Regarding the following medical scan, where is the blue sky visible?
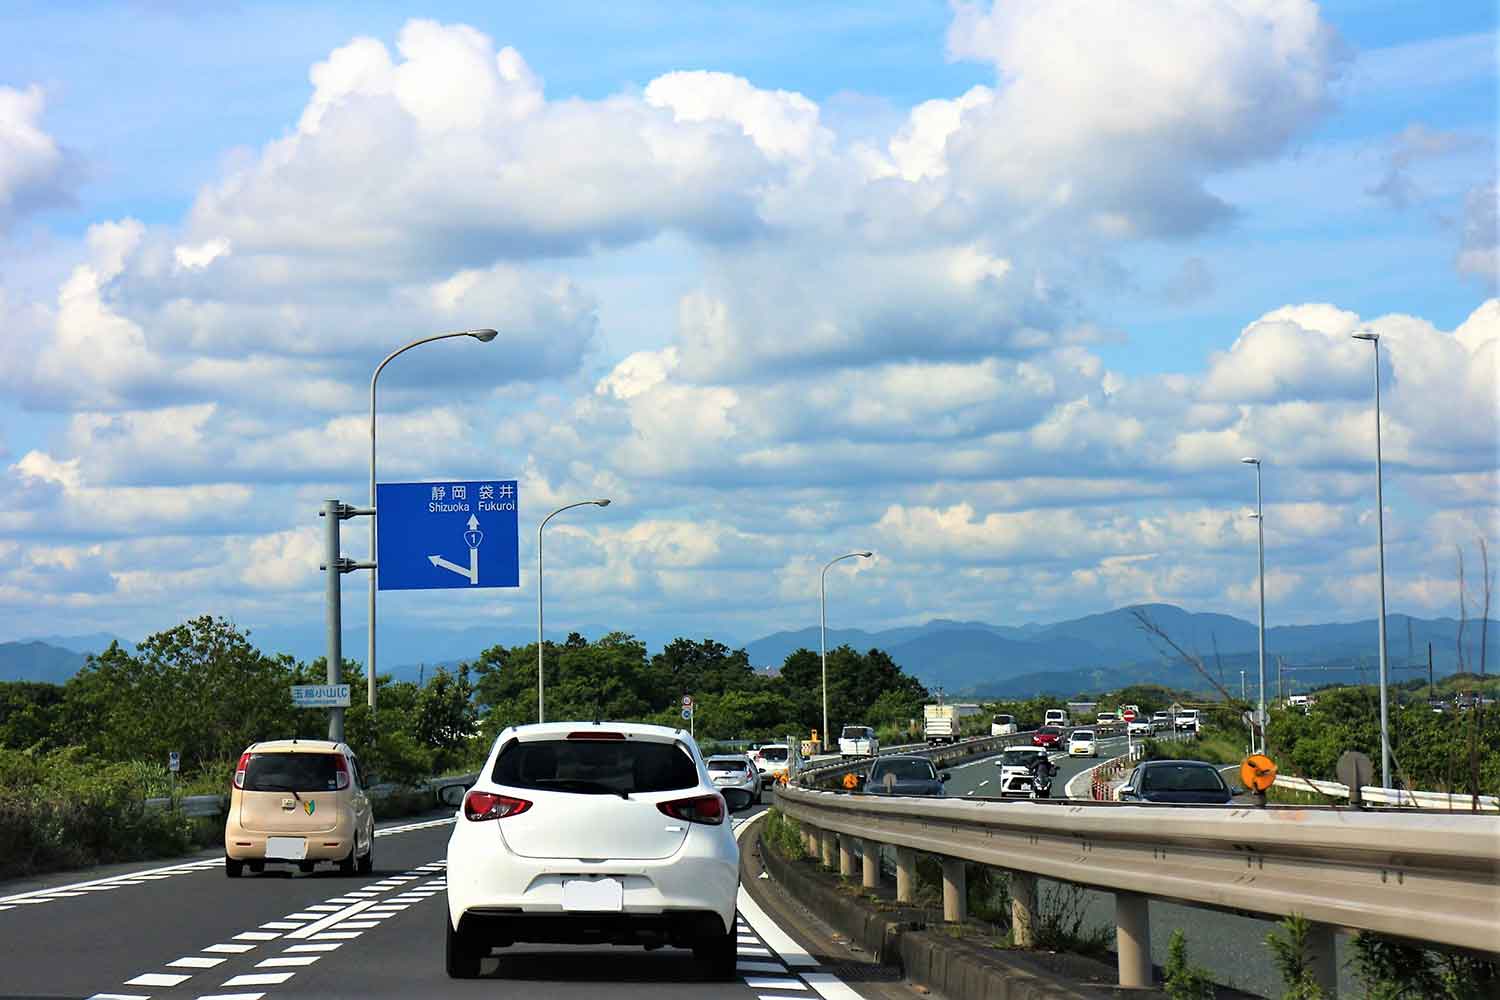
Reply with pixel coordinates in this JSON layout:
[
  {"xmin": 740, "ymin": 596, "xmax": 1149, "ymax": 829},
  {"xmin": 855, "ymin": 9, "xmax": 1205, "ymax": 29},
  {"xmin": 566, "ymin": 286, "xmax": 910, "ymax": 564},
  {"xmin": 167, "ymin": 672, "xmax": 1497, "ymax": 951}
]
[{"xmin": 0, "ymin": 1, "xmax": 1495, "ymax": 658}]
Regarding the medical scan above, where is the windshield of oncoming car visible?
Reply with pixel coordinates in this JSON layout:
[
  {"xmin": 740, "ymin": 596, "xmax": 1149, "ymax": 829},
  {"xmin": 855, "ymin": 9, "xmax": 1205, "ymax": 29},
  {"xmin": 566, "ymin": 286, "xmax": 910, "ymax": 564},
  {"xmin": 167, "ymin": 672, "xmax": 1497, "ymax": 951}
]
[
  {"xmin": 242, "ymin": 752, "xmax": 339, "ymax": 792},
  {"xmin": 871, "ymin": 759, "xmax": 936, "ymax": 782},
  {"xmin": 1072, "ymin": 730, "xmax": 1095, "ymax": 740},
  {"xmin": 1038, "ymin": 726, "xmax": 1061, "ymax": 736},
  {"xmin": 1141, "ymin": 764, "xmax": 1226, "ymax": 793},
  {"xmin": 492, "ymin": 739, "xmax": 698, "ymax": 795},
  {"xmin": 758, "ymin": 746, "xmax": 788, "ymax": 761},
  {"xmin": 1001, "ymin": 749, "xmax": 1042, "ymax": 767},
  {"xmin": 707, "ymin": 758, "xmax": 748, "ymax": 773}
]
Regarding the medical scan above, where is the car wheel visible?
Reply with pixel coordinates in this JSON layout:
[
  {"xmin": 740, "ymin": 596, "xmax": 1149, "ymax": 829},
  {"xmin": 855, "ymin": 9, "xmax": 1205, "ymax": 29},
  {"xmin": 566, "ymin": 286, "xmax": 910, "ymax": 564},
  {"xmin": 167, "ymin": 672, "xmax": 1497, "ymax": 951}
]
[
  {"xmin": 358, "ymin": 836, "xmax": 374, "ymax": 874},
  {"xmin": 338, "ymin": 843, "xmax": 357, "ymax": 876},
  {"xmin": 445, "ymin": 914, "xmax": 483, "ymax": 979},
  {"xmin": 225, "ymin": 856, "xmax": 243, "ymax": 879},
  {"xmin": 694, "ymin": 927, "xmax": 737, "ymax": 981}
]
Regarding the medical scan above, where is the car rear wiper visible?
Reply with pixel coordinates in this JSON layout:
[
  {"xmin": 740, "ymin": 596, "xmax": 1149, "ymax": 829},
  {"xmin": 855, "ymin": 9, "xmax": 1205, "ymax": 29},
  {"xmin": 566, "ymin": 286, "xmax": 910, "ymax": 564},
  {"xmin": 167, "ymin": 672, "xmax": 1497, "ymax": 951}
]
[{"xmin": 532, "ymin": 778, "xmax": 630, "ymax": 800}]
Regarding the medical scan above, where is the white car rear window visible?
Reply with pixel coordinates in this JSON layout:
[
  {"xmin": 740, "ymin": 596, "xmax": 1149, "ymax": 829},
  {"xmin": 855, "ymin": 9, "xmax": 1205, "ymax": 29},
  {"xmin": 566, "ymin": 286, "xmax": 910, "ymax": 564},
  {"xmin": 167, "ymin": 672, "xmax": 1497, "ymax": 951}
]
[{"xmin": 492, "ymin": 739, "xmax": 697, "ymax": 795}]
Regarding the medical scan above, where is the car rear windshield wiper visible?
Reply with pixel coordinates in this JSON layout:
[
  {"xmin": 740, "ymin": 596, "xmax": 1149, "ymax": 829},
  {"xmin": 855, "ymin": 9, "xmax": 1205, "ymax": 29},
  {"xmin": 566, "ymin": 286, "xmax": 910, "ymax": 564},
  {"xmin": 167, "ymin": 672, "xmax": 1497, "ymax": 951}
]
[{"xmin": 532, "ymin": 778, "xmax": 630, "ymax": 799}]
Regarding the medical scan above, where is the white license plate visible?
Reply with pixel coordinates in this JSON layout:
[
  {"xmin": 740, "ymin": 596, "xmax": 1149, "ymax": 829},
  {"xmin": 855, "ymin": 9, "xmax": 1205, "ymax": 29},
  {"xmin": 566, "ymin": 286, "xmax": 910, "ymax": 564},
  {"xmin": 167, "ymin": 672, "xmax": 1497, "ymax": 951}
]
[
  {"xmin": 562, "ymin": 877, "xmax": 623, "ymax": 912},
  {"xmin": 266, "ymin": 836, "xmax": 307, "ymax": 860}
]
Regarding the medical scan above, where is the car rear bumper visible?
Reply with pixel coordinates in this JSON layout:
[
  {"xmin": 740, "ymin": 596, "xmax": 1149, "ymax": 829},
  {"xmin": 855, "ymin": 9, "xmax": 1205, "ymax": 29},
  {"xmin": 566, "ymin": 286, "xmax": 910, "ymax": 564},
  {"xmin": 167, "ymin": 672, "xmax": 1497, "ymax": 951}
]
[
  {"xmin": 457, "ymin": 907, "xmax": 729, "ymax": 948},
  {"xmin": 446, "ymin": 818, "xmax": 739, "ymax": 936},
  {"xmin": 223, "ymin": 830, "xmax": 354, "ymax": 862}
]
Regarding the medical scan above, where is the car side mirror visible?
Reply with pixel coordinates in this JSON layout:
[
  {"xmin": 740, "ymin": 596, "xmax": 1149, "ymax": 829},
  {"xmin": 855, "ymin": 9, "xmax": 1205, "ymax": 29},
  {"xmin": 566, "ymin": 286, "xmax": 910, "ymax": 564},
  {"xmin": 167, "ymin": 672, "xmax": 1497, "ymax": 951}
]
[
  {"xmin": 436, "ymin": 781, "xmax": 472, "ymax": 808},
  {"xmin": 1119, "ymin": 788, "xmax": 1137, "ymax": 801},
  {"xmin": 939, "ymin": 772, "xmax": 951, "ymax": 782},
  {"xmin": 722, "ymin": 787, "xmax": 755, "ymax": 813}
]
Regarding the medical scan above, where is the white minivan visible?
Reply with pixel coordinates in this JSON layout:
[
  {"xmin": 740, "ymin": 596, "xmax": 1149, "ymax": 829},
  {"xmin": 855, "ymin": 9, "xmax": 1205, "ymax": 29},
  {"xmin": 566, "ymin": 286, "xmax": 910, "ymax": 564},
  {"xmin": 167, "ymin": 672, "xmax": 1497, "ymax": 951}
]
[
  {"xmin": 838, "ymin": 725, "xmax": 879, "ymax": 757},
  {"xmin": 990, "ymin": 713, "xmax": 1018, "ymax": 736},
  {"xmin": 444, "ymin": 722, "xmax": 755, "ymax": 980}
]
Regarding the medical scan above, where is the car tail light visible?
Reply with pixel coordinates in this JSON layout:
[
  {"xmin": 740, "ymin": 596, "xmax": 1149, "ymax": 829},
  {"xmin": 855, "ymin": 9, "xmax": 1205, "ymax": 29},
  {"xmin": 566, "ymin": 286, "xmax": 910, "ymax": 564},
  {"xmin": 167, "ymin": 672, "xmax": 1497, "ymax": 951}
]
[
  {"xmin": 657, "ymin": 794, "xmax": 724, "ymax": 825},
  {"xmin": 464, "ymin": 790, "xmax": 532, "ymax": 821},
  {"xmin": 334, "ymin": 754, "xmax": 351, "ymax": 790},
  {"xmin": 566, "ymin": 731, "xmax": 625, "ymax": 740},
  {"xmin": 233, "ymin": 752, "xmax": 251, "ymax": 789}
]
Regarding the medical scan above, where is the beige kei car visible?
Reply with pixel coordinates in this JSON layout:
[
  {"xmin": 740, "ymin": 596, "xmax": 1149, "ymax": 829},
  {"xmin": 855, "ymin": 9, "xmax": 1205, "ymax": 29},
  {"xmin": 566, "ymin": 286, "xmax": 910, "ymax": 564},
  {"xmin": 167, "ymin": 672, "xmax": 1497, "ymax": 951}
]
[{"xmin": 223, "ymin": 739, "xmax": 375, "ymax": 877}]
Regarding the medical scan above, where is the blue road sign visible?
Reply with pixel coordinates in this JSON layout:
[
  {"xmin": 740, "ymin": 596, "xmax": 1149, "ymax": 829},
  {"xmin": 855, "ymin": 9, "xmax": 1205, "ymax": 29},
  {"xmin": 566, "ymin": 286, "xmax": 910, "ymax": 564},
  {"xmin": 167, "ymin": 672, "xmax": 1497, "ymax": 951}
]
[{"xmin": 377, "ymin": 480, "xmax": 519, "ymax": 591}]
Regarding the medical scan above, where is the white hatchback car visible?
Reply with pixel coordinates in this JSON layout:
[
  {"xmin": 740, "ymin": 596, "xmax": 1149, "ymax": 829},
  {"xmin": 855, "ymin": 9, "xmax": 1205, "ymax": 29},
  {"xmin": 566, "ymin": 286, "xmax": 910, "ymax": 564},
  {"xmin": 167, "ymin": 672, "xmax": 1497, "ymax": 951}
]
[
  {"xmin": 1069, "ymin": 729, "xmax": 1098, "ymax": 757},
  {"xmin": 445, "ymin": 722, "xmax": 754, "ymax": 979}
]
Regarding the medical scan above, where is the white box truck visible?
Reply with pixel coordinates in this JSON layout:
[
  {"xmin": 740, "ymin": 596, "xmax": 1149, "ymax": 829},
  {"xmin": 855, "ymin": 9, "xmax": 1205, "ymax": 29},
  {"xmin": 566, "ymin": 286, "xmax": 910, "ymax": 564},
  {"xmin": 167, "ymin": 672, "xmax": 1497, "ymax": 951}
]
[{"xmin": 924, "ymin": 704, "xmax": 959, "ymax": 745}]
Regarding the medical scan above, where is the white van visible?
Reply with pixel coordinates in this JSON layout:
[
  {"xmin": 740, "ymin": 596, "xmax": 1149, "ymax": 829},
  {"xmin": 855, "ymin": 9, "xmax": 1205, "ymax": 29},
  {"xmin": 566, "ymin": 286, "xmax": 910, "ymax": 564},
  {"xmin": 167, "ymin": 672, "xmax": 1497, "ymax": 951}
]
[
  {"xmin": 990, "ymin": 713, "xmax": 1018, "ymax": 736},
  {"xmin": 838, "ymin": 726, "xmax": 879, "ymax": 757},
  {"xmin": 1043, "ymin": 709, "xmax": 1069, "ymax": 728}
]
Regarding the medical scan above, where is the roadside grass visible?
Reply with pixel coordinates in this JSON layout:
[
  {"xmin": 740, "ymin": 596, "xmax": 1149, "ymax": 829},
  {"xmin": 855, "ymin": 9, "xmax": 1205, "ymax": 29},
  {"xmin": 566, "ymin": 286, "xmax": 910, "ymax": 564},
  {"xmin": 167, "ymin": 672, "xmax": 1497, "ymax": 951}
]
[{"xmin": 0, "ymin": 745, "xmax": 458, "ymax": 881}]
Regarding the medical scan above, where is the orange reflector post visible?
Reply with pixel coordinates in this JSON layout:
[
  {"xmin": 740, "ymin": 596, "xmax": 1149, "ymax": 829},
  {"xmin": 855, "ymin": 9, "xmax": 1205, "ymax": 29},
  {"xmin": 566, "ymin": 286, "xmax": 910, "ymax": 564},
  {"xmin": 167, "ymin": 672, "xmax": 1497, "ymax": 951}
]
[{"xmin": 1240, "ymin": 753, "xmax": 1278, "ymax": 792}]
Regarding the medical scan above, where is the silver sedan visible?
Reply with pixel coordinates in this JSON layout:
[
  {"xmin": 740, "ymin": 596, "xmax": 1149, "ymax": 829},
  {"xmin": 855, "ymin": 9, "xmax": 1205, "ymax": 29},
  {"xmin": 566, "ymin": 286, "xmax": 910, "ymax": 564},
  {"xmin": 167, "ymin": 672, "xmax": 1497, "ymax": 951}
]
[{"xmin": 706, "ymin": 753, "xmax": 763, "ymax": 804}]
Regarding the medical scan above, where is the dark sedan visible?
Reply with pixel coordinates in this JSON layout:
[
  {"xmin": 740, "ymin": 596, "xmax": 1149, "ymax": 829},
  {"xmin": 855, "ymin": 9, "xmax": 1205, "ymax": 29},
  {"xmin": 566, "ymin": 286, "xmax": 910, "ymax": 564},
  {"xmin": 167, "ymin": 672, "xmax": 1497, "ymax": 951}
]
[
  {"xmin": 862, "ymin": 755, "xmax": 950, "ymax": 796},
  {"xmin": 1118, "ymin": 760, "xmax": 1233, "ymax": 804}
]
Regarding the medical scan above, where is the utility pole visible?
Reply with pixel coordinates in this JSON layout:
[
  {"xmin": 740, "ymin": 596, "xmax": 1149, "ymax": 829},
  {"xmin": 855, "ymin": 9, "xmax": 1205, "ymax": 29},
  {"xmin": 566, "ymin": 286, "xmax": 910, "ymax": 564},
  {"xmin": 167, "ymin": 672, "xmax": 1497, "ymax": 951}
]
[{"xmin": 1428, "ymin": 643, "xmax": 1434, "ymax": 704}]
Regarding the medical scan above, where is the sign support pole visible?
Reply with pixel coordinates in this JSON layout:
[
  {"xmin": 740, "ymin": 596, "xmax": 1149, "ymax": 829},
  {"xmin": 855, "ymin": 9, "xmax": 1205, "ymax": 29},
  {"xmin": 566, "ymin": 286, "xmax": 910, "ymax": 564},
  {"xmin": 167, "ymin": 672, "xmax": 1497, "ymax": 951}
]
[
  {"xmin": 319, "ymin": 500, "xmax": 375, "ymax": 745},
  {"xmin": 324, "ymin": 499, "xmax": 344, "ymax": 744}
]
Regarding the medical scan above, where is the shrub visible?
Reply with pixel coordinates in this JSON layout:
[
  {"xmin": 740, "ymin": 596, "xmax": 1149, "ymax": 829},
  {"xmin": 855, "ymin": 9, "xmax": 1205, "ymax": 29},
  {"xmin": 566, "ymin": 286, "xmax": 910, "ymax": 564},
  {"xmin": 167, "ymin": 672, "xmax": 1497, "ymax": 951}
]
[
  {"xmin": 1265, "ymin": 914, "xmax": 1328, "ymax": 1000},
  {"xmin": 1164, "ymin": 929, "xmax": 1217, "ymax": 999},
  {"xmin": 761, "ymin": 808, "xmax": 807, "ymax": 862}
]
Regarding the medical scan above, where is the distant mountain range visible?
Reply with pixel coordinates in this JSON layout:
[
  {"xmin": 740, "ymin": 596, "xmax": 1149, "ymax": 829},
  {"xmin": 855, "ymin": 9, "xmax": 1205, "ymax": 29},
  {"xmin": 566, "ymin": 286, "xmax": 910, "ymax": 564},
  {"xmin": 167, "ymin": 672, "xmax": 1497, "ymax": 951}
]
[
  {"xmin": 742, "ymin": 604, "xmax": 1498, "ymax": 696},
  {"xmin": 4, "ymin": 604, "xmax": 1496, "ymax": 697}
]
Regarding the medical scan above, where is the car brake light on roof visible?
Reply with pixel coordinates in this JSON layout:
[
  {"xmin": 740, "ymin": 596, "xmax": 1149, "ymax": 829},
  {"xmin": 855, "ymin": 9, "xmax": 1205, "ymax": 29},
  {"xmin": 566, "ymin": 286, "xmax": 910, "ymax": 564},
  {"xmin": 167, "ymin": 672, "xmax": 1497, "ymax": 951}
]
[
  {"xmin": 464, "ymin": 791, "xmax": 533, "ymax": 821},
  {"xmin": 656, "ymin": 794, "xmax": 725, "ymax": 825},
  {"xmin": 566, "ymin": 731, "xmax": 626, "ymax": 740},
  {"xmin": 233, "ymin": 752, "xmax": 251, "ymax": 789}
]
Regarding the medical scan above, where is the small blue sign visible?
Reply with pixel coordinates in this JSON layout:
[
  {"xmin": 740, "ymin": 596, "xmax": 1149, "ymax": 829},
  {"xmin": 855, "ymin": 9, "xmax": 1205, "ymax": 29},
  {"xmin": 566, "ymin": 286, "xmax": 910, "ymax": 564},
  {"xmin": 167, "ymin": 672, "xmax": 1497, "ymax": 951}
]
[{"xmin": 377, "ymin": 480, "xmax": 520, "ymax": 591}]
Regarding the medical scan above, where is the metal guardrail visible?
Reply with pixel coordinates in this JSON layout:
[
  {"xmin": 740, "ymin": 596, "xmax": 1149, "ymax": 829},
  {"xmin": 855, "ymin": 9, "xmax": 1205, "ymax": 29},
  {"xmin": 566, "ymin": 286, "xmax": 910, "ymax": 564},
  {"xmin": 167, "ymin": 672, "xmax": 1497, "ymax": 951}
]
[
  {"xmin": 776, "ymin": 782, "xmax": 1500, "ymax": 990},
  {"xmin": 143, "ymin": 772, "xmax": 480, "ymax": 818},
  {"xmin": 1274, "ymin": 775, "xmax": 1499, "ymax": 812}
]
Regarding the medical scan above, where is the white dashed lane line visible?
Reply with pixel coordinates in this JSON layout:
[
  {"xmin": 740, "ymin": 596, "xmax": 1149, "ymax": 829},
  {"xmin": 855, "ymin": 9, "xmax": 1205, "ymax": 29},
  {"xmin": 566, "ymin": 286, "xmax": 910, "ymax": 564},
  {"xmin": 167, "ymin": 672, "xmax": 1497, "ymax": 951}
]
[{"xmin": 81, "ymin": 850, "xmax": 452, "ymax": 1000}]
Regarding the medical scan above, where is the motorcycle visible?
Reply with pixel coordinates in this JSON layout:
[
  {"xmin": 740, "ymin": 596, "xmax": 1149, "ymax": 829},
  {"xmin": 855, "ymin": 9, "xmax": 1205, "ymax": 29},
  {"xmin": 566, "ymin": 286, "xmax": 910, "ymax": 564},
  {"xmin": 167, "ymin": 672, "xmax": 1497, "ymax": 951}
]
[{"xmin": 1028, "ymin": 767, "xmax": 1054, "ymax": 799}]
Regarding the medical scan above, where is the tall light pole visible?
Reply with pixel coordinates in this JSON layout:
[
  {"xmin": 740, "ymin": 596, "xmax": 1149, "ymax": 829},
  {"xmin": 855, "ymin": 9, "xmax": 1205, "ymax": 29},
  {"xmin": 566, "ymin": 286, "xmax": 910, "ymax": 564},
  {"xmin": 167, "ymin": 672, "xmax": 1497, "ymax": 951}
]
[
  {"xmin": 820, "ymin": 551, "xmax": 872, "ymax": 753},
  {"xmin": 537, "ymin": 499, "xmax": 611, "ymax": 724},
  {"xmin": 368, "ymin": 328, "xmax": 497, "ymax": 713},
  {"xmin": 1352, "ymin": 330, "xmax": 1392, "ymax": 789},
  {"xmin": 1241, "ymin": 456, "xmax": 1267, "ymax": 754}
]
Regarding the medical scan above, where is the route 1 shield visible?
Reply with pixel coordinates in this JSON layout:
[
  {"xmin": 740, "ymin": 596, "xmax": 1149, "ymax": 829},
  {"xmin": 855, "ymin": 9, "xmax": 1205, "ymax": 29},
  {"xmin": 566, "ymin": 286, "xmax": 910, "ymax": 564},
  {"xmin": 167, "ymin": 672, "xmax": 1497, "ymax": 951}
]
[{"xmin": 377, "ymin": 480, "xmax": 520, "ymax": 590}]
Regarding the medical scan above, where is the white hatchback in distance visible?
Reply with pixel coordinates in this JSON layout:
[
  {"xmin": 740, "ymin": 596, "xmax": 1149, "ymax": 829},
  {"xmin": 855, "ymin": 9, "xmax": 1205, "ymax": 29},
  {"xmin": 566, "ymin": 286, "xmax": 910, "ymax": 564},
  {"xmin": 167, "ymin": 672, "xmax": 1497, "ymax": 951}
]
[
  {"xmin": 1068, "ymin": 729, "xmax": 1098, "ymax": 757},
  {"xmin": 444, "ymin": 722, "xmax": 754, "ymax": 980}
]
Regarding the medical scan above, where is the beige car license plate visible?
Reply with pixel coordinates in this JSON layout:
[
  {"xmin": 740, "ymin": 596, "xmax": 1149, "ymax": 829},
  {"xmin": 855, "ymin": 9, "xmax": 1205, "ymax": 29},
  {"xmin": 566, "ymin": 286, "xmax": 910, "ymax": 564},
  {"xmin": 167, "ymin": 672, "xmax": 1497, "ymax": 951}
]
[
  {"xmin": 562, "ymin": 877, "xmax": 623, "ymax": 912},
  {"xmin": 266, "ymin": 836, "xmax": 308, "ymax": 860}
]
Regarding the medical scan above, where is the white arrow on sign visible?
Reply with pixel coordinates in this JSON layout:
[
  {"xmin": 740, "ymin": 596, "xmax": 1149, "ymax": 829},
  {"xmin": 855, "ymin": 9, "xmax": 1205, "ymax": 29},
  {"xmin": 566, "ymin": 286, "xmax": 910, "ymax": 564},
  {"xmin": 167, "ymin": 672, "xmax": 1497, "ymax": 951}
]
[{"xmin": 429, "ymin": 514, "xmax": 482, "ymax": 585}]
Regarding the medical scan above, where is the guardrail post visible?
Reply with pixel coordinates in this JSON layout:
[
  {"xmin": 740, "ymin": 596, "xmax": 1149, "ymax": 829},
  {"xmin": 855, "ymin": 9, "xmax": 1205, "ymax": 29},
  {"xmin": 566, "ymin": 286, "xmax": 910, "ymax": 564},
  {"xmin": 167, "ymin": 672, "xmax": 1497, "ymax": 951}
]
[
  {"xmin": 820, "ymin": 829, "xmax": 837, "ymax": 869},
  {"xmin": 1306, "ymin": 922, "xmax": 1338, "ymax": 997},
  {"xmin": 802, "ymin": 824, "xmax": 820, "ymax": 857},
  {"xmin": 861, "ymin": 838, "xmax": 880, "ymax": 888},
  {"xmin": 838, "ymin": 835, "xmax": 856, "ymax": 877},
  {"xmin": 1115, "ymin": 892, "xmax": 1151, "ymax": 988},
  {"xmin": 895, "ymin": 846, "xmax": 916, "ymax": 902},
  {"xmin": 1010, "ymin": 871, "xmax": 1037, "ymax": 947},
  {"xmin": 942, "ymin": 858, "xmax": 967, "ymax": 922}
]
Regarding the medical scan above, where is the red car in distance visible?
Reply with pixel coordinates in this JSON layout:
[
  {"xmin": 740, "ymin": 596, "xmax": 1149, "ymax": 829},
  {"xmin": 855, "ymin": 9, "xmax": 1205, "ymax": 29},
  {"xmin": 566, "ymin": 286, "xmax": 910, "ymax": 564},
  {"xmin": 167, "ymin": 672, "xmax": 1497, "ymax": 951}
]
[{"xmin": 1032, "ymin": 725, "xmax": 1064, "ymax": 748}]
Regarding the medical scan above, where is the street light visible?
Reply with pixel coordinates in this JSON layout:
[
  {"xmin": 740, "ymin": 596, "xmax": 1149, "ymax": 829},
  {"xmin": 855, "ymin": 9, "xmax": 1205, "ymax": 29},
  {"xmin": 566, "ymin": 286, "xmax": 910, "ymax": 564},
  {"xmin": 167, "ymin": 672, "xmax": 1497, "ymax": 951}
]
[
  {"xmin": 367, "ymin": 329, "xmax": 497, "ymax": 712},
  {"xmin": 1352, "ymin": 330, "xmax": 1392, "ymax": 789},
  {"xmin": 1241, "ymin": 456, "xmax": 1267, "ymax": 754},
  {"xmin": 820, "ymin": 551, "xmax": 873, "ymax": 753},
  {"xmin": 537, "ymin": 499, "xmax": 612, "ymax": 723}
]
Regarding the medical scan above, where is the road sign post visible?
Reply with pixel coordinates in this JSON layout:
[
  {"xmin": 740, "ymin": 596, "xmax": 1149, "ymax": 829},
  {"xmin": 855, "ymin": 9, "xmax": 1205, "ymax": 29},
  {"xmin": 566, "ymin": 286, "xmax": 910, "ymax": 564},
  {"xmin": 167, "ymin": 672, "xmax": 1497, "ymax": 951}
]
[
  {"xmin": 168, "ymin": 750, "xmax": 179, "ymax": 800},
  {"xmin": 1122, "ymin": 708, "xmax": 1137, "ymax": 758},
  {"xmin": 318, "ymin": 500, "xmax": 375, "ymax": 744}
]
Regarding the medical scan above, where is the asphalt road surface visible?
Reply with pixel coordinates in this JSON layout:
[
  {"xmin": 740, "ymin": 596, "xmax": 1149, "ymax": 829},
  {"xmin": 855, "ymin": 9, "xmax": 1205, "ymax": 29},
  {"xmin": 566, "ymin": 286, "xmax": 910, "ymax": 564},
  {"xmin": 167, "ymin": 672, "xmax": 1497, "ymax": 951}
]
[
  {"xmin": 0, "ymin": 808, "xmax": 875, "ymax": 1000},
  {"xmin": 939, "ymin": 733, "xmax": 1133, "ymax": 800}
]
